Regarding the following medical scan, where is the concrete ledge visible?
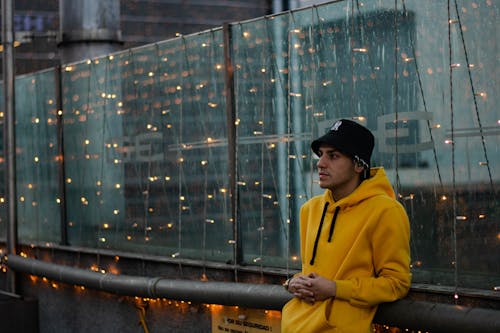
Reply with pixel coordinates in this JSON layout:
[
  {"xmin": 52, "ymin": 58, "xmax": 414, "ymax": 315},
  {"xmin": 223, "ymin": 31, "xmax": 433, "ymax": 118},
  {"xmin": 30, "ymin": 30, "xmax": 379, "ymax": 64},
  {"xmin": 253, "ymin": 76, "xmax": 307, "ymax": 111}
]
[{"xmin": 0, "ymin": 292, "xmax": 39, "ymax": 333}]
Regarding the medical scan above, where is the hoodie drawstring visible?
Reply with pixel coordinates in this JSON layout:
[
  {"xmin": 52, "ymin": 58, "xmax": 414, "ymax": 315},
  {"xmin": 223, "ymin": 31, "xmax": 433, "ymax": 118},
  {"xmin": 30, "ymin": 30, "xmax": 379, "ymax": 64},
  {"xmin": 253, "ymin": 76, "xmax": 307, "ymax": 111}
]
[
  {"xmin": 310, "ymin": 203, "xmax": 340, "ymax": 265},
  {"xmin": 327, "ymin": 206, "xmax": 340, "ymax": 242},
  {"xmin": 309, "ymin": 202, "xmax": 328, "ymax": 265}
]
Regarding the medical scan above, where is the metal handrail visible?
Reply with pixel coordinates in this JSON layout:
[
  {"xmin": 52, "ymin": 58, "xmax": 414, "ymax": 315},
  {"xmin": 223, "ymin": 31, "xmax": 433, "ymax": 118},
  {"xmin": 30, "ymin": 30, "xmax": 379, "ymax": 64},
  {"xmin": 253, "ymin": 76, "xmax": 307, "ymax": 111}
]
[{"xmin": 5, "ymin": 254, "xmax": 500, "ymax": 333}]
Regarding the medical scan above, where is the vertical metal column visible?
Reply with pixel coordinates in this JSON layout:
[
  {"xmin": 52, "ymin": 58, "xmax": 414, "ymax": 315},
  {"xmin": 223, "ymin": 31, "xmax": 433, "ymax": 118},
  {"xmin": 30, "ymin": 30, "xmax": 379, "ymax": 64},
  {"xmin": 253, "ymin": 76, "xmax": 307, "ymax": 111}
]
[
  {"xmin": 58, "ymin": 0, "xmax": 122, "ymax": 64},
  {"xmin": 223, "ymin": 23, "xmax": 242, "ymax": 278},
  {"xmin": 55, "ymin": 67, "xmax": 68, "ymax": 246},
  {"xmin": 2, "ymin": 0, "xmax": 17, "ymax": 293}
]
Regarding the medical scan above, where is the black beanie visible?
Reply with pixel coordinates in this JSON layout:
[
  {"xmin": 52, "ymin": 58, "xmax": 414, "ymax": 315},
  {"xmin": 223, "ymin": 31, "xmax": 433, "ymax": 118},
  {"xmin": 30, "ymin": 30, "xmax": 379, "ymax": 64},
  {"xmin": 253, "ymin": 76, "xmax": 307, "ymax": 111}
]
[{"xmin": 311, "ymin": 119, "xmax": 375, "ymax": 169}]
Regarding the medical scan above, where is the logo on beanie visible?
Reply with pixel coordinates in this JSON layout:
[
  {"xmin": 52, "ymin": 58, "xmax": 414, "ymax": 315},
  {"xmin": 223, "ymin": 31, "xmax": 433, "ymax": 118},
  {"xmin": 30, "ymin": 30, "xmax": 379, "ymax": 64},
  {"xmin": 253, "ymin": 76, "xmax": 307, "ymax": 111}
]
[{"xmin": 331, "ymin": 120, "xmax": 342, "ymax": 131}]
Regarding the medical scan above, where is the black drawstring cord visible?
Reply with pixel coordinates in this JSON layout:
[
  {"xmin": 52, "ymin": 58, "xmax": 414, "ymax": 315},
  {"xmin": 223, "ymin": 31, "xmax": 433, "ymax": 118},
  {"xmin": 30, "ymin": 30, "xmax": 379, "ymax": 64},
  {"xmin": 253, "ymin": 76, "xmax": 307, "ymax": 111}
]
[
  {"xmin": 327, "ymin": 206, "xmax": 340, "ymax": 242},
  {"xmin": 309, "ymin": 202, "xmax": 329, "ymax": 265}
]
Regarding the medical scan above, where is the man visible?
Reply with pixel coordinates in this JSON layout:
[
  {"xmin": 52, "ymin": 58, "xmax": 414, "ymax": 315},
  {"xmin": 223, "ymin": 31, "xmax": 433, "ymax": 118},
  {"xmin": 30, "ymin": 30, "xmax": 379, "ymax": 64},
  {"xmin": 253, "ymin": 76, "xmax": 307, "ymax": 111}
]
[{"xmin": 281, "ymin": 119, "xmax": 411, "ymax": 333}]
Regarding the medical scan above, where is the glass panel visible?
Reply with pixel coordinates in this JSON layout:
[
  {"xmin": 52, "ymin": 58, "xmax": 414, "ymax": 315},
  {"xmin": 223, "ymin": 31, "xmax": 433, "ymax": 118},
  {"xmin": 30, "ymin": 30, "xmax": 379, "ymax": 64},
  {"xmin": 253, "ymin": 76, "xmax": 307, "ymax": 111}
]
[
  {"xmin": 391, "ymin": 0, "xmax": 499, "ymax": 289},
  {"xmin": 15, "ymin": 70, "xmax": 61, "ymax": 244},
  {"xmin": 61, "ymin": 29, "xmax": 232, "ymax": 262},
  {"xmin": 62, "ymin": 57, "xmax": 126, "ymax": 249},
  {"xmin": 233, "ymin": 13, "xmax": 307, "ymax": 269},
  {"xmin": 232, "ymin": 0, "xmax": 499, "ymax": 289}
]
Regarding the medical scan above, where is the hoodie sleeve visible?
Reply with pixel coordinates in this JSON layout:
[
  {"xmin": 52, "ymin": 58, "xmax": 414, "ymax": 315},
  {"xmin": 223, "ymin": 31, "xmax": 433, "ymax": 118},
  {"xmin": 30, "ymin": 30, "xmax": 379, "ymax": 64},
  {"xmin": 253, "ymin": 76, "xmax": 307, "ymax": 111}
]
[{"xmin": 334, "ymin": 203, "xmax": 411, "ymax": 307}]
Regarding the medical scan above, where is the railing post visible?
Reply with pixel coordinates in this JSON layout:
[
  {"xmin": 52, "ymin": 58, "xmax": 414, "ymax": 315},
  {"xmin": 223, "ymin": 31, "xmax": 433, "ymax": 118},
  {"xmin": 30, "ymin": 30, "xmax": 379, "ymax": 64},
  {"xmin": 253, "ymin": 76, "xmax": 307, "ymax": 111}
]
[
  {"xmin": 223, "ymin": 22, "xmax": 242, "ymax": 277},
  {"xmin": 2, "ymin": 0, "xmax": 17, "ymax": 294},
  {"xmin": 55, "ymin": 66, "xmax": 68, "ymax": 246}
]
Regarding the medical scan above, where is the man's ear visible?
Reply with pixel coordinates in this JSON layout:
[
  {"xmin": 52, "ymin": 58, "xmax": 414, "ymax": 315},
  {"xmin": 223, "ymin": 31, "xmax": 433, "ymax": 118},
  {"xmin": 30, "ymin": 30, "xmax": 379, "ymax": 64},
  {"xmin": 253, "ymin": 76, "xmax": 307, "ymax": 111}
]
[{"xmin": 353, "ymin": 162, "xmax": 365, "ymax": 174}]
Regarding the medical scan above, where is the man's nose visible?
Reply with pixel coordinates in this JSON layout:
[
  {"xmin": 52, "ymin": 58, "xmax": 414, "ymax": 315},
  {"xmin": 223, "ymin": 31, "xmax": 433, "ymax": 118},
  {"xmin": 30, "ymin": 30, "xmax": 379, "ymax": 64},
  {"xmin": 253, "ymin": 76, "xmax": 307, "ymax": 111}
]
[{"xmin": 316, "ymin": 156, "xmax": 325, "ymax": 168}]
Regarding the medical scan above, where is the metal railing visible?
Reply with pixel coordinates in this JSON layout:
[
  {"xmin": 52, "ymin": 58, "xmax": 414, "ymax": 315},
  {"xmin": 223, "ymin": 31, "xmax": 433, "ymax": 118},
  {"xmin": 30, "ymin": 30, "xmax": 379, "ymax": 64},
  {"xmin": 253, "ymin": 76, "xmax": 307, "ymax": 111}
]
[{"xmin": 5, "ymin": 254, "xmax": 500, "ymax": 333}]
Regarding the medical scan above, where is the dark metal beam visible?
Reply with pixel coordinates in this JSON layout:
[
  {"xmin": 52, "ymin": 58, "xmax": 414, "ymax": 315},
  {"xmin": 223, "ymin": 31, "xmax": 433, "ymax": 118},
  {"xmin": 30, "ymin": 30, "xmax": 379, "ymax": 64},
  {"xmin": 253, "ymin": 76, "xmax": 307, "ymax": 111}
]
[
  {"xmin": 374, "ymin": 298, "xmax": 500, "ymax": 333},
  {"xmin": 1, "ymin": 0, "xmax": 17, "ymax": 294},
  {"xmin": 5, "ymin": 255, "xmax": 289, "ymax": 309},
  {"xmin": 54, "ymin": 67, "xmax": 68, "ymax": 246},
  {"xmin": 223, "ymin": 22, "xmax": 242, "ymax": 273}
]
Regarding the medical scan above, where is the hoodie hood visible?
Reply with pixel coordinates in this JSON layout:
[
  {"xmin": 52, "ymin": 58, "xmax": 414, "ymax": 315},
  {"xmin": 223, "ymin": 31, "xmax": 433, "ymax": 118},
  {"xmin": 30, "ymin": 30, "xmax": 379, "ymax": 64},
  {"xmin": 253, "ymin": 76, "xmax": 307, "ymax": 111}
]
[
  {"xmin": 322, "ymin": 167, "xmax": 395, "ymax": 210},
  {"xmin": 307, "ymin": 167, "xmax": 396, "ymax": 266}
]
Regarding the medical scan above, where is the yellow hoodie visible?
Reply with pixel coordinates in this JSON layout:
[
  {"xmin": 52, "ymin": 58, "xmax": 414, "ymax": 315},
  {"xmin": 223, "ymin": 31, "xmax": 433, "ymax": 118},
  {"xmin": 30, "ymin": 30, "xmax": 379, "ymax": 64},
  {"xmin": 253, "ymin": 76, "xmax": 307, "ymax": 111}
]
[{"xmin": 281, "ymin": 167, "xmax": 411, "ymax": 333}]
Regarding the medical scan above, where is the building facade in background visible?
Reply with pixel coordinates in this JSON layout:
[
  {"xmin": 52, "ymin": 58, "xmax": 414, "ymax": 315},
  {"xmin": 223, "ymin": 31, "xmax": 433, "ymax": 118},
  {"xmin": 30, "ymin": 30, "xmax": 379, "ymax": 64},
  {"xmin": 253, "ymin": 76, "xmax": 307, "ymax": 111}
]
[{"xmin": 3, "ymin": 0, "xmax": 272, "ymax": 75}]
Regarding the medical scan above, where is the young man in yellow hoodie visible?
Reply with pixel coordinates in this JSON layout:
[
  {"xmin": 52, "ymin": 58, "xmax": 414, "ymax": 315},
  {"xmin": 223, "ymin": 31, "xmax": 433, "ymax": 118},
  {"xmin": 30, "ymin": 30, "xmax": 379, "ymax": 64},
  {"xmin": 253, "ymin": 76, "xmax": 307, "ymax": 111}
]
[{"xmin": 281, "ymin": 119, "xmax": 411, "ymax": 333}]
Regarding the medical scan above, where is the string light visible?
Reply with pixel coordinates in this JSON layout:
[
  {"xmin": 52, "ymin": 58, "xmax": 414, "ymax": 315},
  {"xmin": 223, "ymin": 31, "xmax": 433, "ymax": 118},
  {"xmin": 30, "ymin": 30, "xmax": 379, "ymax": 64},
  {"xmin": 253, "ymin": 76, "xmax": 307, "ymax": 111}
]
[{"xmin": 352, "ymin": 47, "xmax": 368, "ymax": 52}]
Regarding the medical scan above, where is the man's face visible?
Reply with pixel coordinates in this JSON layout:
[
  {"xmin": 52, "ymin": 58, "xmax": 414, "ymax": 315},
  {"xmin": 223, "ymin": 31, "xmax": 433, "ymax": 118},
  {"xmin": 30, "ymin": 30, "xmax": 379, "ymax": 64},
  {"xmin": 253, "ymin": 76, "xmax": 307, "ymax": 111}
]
[{"xmin": 316, "ymin": 144, "xmax": 360, "ymax": 193}]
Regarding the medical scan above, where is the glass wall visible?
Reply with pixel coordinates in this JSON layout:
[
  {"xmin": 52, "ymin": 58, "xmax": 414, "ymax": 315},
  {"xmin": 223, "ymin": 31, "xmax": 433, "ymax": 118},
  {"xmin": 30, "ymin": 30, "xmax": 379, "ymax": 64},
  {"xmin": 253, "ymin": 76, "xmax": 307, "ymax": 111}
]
[
  {"xmin": 61, "ymin": 31, "xmax": 232, "ymax": 260},
  {"xmin": 0, "ymin": 69, "xmax": 61, "ymax": 245},
  {"xmin": 1, "ymin": 0, "xmax": 498, "ymax": 291}
]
